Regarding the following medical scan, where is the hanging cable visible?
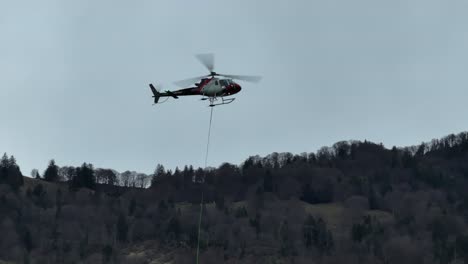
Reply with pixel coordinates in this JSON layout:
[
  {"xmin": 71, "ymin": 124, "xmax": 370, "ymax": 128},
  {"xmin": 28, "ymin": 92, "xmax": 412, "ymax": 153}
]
[
  {"xmin": 197, "ymin": 106, "xmax": 214, "ymax": 264},
  {"xmin": 196, "ymin": 192, "xmax": 204, "ymax": 264},
  {"xmin": 204, "ymin": 106, "xmax": 214, "ymax": 168}
]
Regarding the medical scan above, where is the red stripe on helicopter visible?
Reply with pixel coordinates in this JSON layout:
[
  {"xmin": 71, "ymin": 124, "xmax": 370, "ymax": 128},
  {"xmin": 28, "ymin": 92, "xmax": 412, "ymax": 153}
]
[{"xmin": 197, "ymin": 78, "xmax": 210, "ymax": 93}]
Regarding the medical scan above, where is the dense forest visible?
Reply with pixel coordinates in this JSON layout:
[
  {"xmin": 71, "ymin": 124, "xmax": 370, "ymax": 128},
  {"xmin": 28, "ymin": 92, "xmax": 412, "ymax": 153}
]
[{"xmin": 1, "ymin": 132, "xmax": 468, "ymax": 263}]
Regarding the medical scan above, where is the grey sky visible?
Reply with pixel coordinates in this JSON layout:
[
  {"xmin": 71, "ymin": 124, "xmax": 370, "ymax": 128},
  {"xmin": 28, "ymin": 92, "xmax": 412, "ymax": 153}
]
[{"xmin": 1, "ymin": 0, "xmax": 467, "ymax": 175}]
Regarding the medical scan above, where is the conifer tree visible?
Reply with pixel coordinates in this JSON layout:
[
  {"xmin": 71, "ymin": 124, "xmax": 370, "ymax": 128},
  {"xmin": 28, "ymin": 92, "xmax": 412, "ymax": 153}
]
[{"xmin": 44, "ymin": 159, "xmax": 59, "ymax": 182}]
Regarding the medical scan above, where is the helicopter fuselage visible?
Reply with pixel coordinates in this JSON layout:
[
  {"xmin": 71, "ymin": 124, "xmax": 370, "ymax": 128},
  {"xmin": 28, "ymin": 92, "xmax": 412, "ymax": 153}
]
[{"xmin": 198, "ymin": 77, "xmax": 241, "ymax": 97}]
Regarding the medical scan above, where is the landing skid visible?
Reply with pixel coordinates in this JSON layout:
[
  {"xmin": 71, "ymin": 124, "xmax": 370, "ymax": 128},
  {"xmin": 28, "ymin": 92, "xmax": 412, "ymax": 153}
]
[{"xmin": 204, "ymin": 97, "xmax": 235, "ymax": 107}]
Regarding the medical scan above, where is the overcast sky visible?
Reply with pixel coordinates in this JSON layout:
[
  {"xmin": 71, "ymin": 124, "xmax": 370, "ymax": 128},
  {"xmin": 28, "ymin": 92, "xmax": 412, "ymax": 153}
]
[{"xmin": 1, "ymin": 0, "xmax": 467, "ymax": 175}]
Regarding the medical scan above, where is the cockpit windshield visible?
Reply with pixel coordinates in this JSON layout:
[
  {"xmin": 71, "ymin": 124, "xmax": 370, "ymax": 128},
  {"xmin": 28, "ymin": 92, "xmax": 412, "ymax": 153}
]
[{"xmin": 219, "ymin": 79, "xmax": 233, "ymax": 86}]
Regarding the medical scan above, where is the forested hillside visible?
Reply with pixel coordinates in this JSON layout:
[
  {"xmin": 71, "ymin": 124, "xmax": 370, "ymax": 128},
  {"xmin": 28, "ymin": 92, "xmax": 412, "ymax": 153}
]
[{"xmin": 1, "ymin": 132, "xmax": 468, "ymax": 264}]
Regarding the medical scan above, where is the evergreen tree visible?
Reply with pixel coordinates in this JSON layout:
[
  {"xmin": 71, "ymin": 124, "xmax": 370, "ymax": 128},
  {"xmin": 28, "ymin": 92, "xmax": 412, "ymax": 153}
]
[
  {"xmin": 8, "ymin": 155, "xmax": 16, "ymax": 166},
  {"xmin": 70, "ymin": 163, "xmax": 96, "ymax": 190},
  {"xmin": 0, "ymin": 153, "xmax": 8, "ymax": 166},
  {"xmin": 390, "ymin": 146, "xmax": 401, "ymax": 168},
  {"xmin": 182, "ymin": 165, "xmax": 194, "ymax": 186},
  {"xmin": 0, "ymin": 153, "xmax": 10, "ymax": 184},
  {"xmin": 44, "ymin": 159, "xmax": 59, "ymax": 182},
  {"xmin": 150, "ymin": 164, "xmax": 165, "ymax": 187},
  {"xmin": 0, "ymin": 153, "xmax": 23, "ymax": 190},
  {"xmin": 194, "ymin": 168, "xmax": 205, "ymax": 183}
]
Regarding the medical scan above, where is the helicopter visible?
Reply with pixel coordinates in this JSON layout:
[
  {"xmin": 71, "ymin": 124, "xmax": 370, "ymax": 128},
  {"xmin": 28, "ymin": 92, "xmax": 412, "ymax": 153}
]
[{"xmin": 149, "ymin": 54, "xmax": 261, "ymax": 107}]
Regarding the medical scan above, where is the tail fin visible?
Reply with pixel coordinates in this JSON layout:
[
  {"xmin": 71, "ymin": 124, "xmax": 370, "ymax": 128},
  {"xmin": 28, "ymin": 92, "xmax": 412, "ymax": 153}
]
[{"xmin": 149, "ymin": 84, "xmax": 161, "ymax": 104}]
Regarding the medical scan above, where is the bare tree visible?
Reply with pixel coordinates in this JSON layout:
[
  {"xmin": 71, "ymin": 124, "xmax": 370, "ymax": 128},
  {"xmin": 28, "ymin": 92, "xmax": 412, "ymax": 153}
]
[
  {"xmin": 58, "ymin": 166, "xmax": 76, "ymax": 181},
  {"xmin": 136, "ymin": 173, "xmax": 149, "ymax": 188},
  {"xmin": 95, "ymin": 168, "xmax": 118, "ymax": 185},
  {"xmin": 120, "ymin": 171, "xmax": 132, "ymax": 187},
  {"xmin": 31, "ymin": 169, "xmax": 40, "ymax": 179}
]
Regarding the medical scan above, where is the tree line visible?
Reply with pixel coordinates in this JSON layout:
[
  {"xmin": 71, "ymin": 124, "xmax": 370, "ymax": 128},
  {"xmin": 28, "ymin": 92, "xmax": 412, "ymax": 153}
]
[{"xmin": 1, "ymin": 131, "xmax": 468, "ymax": 263}]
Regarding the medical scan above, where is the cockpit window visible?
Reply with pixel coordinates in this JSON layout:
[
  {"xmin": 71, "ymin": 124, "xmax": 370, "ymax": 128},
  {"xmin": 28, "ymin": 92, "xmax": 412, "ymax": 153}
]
[
  {"xmin": 219, "ymin": 80, "xmax": 227, "ymax": 86},
  {"xmin": 218, "ymin": 79, "xmax": 234, "ymax": 87}
]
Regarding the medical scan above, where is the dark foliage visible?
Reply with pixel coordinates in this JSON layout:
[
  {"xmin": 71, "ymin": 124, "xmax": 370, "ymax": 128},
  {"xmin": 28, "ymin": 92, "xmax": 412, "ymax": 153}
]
[
  {"xmin": 117, "ymin": 213, "xmax": 128, "ymax": 243},
  {"xmin": 303, "ymin": 215, "xmax": 334, "ymax": 255},
  {"xmin": 0, "ymin": 153, "xmax": 23, "ymax": 190},
  {"xmin": 1, "ymin": 132, "xmax": 468, "ymax": 263},
  {"xmin": 69, "ymin": 163, "xmax": 96, "ymax": 190},
  {"xmin": 43, "ymin": 159, "xmax": 59, "ymax": 182}
]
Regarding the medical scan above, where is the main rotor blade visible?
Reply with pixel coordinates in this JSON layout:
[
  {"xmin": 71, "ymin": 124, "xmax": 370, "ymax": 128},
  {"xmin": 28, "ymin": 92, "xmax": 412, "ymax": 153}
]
[
  {"xmin": 174, "ymin": 75, "xmax": 208, "ymax": 87},
  {"xmin": 220, "ymin": 74, "xmax": 262, "ymax": 83},
  {"xmin": 195, "ymin": 53, "xmax": 215, "ymax": 72}
]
